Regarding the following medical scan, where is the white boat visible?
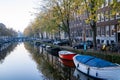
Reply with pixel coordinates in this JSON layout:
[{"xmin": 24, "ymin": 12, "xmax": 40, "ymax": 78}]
[{"xmin": 73, "ymin": 54, "xmax": 120, "ymax": 80}]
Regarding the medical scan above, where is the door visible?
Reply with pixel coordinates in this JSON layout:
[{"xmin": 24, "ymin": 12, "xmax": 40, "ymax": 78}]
[{"xmin": 118, "ymin": 33, "xmax": 120, "ymax": 43}]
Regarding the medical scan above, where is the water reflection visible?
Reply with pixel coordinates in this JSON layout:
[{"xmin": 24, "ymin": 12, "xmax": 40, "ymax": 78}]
[
  {"xmin": 0, "ymin": 43, "xmax": 44, "ymax": 80},
  {"xmin": 0, "ymin": 42, "xmax": 104, "ymax": 80},
  {"xmin": 24, "ymin": 42, "xmax": 99, "ymax": 80},
  {"xmin": 0, "ymin": 43, "xmax": 17, "ymax": 64},
  {"xmin": 73, "ymin": 69, "xmax": 96, "ymax": 80}
]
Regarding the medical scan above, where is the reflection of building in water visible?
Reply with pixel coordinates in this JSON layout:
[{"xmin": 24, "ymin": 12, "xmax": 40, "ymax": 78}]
[
  {"xmin": 26, "ymin": 44, "xmax": 95, "ymax": 80},
  {"xmin": 40, "ymin": 49, "xmax": 78, "ymax": 80}
]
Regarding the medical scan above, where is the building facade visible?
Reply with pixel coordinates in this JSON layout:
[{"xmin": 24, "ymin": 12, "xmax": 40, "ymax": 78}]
[{"xmin": 69, "ymin": 0, "xmax": 120, "ymax": 45}]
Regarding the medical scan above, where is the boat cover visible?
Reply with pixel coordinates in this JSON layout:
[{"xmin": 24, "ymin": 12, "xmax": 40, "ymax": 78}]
[
  {"xmin": 76, "ymin": 55, "xmax": 94, "ymax": 63},
  {"xmin": 76, "ymin": 55, "xmax": 117, "ymax": 68}
]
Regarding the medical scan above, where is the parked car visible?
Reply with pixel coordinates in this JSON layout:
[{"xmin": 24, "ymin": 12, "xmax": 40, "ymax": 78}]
[
  {"xmin": 86, "ymin": 40, "xmax": 93, "ymax": 48},
  {"xmin": 109, "ymin": 43, "xmax": 120, "ymax": 52},
  {"xmin": 42, "ymin": 39, "xmax": 53, "ymax": 43},
  {"xmin": 60, "ymin": 39, "xmax": 70, "ymax": 45},
  {"xmin": 53, "ymin": 39, "xmax": 70, "ymax": 46},
  {"xmin": 73, "ymin": 41, "xmax": 93, "ymax": 49},
  {"xmin": 53, "ymin": 41, "xmax": 61, "ymax": 45},
  {"xmin": 73, "ymin": 42, "xmax": 84, "ymax": 49}
]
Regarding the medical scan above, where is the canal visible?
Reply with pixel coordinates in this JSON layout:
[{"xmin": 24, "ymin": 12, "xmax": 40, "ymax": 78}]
[{"xmin": 0, "ymin": 42, "xmax": 102, "ymax": 80}]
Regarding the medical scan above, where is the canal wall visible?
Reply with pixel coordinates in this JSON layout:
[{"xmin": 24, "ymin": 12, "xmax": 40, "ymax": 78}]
[
  {"xmin": 60, "ymin": 46, "xmax": 120, "ymax": 64},
  {"xmin": 35, "ymin": 41, "xmax": 120, "ymax": 64}
]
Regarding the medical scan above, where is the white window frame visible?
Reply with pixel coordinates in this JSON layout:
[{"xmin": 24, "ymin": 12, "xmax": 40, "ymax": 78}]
[
  {"xmin": 101, "ymin": 13, "xmax": 104, "ymax": 22},
  {"xmin": 110, "ymin": 25, "xmax": 115, "ymax": 36},
  {"xmin": 105, "ymin": 11, "xmax": 109, "ymax": 21},
  {"xmin": 97, "ymin": 27, "xmax": 100, "ymax": 36},
  {"xmin": 116, "ymin": 12, "xmax": 120, "ymax": 19},
  {"xmin": 97, "ymin": 14, "xmax": 101, "ymax": 22},
  {"xmin": 105, "ymin": 0, "xmax": 109, "ymax": 6},
  {"xmin": 106, "ymin": 26, "xmax": 109, "ymax": 36},
  {"xmin": 101, "ymin": 26, "xmax": 105, "ymax": 36}
]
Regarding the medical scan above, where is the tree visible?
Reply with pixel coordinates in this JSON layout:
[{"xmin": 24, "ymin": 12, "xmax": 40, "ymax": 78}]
[
  {"xmin": 0, "ymin": 23, "xmax": 17, "ymax": 37},
  {"xmin": 73, "ymin": 0, "xmax": 104, "ymax": 49},
  {"xmin": 42, "ymin": 0, "xmax": 78, "ymax": 46},
  {"xmin": 75, "ymin": 0, "xmax": 120, "ymax": 49},
  {"xmin": 24, "ymin": 25, "xmax": 34, "ymax": 37}
]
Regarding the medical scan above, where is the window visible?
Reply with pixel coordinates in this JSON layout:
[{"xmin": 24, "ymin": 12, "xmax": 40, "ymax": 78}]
[
  {"xmin": 117, "ymin": 25, "xmax": 120, "ymax": 31},
  {"xmin": 97, "ymin": 14, "xmax": 101, "ymax": 22},
  {"xmin": 110, "ymin": 10, "xmax": 115, "ymax": 20},
  {"xmin": 97, "ymin": 27, "xmax": 101, "ymax": 36},
  {"xmin": 116, "ymin": 12, "xmax": 120, "ymax": 19},
  {"xmin": 110, "ymin": 25, "xmax": 115, "ymax": 36},
  {"xmin": 97, "ymin": 39, "xmax": 100, "ymax": 44},
  {"xmin": 101, "ymin": 26, "xmax": 105, "ymax": 36},
  {"xmin": 107, "ymin": 40, "xmax": 109, "ymax": 44},
  {"xmin": 101, "ymin": 13, "xmax": 104, "ymax": 22},
  {"xmin": 101, "ymin": 40, "xmax": 104, "ymax": 43},
  {"xmin": 111, "ymin": 40, "xmax": 114, "ymax": 44},
  {"xmin": 105, "ymin": 0, "xmax": 109, "ymax": 6},
  {"xmin": 105, "ymin": 11, "xmax": 109, "ymax": 21},
  {"xmin": 106, "ymin": 26, "xmax": 109, "ymax": 36}
]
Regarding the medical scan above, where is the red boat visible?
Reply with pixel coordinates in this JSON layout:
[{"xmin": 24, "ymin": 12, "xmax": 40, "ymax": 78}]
[{"xmin": 58, "ymin": 50, "xmax": 76, "ymax": 60}]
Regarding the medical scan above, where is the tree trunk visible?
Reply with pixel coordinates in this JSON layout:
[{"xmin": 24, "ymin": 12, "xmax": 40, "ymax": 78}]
[
  {"xmin": 67, "ymin": 19, "xmax": 72, "ymax": 46},
  {"xmin": 68, "ymin": 31, "xmax": 72, "ymax": 46},
  {"xmin": 91, "ymin": 22, "xmax": 97, "ymax": 50}
]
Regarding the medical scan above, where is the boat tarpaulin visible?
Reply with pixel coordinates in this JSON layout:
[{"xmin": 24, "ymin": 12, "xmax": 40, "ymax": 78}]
[
  {"xmin": 76, "ymin": 55, "xmax": 117, "ymax": 68},
  {"xmin": 76, "ymin": 55, "xmax": 94, "ymax": 63},
  {"xmin": 85, "ymin": 58, "xmax": 117, "ymax": 68}
]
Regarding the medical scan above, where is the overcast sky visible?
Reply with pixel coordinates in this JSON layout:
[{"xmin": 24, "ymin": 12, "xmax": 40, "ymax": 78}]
[{"xmin": 0, "ymin": 0, "xmax": 40, "ymax": 32}]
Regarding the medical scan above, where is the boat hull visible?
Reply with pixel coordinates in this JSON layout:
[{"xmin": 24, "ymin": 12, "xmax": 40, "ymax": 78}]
[
  {"xmin": 59, "ymin": 51, "xmax": 76, "ymax": 60},
  {"xmin": 73, "ymin": 54, "xmax": 120, "ymax": 79}
]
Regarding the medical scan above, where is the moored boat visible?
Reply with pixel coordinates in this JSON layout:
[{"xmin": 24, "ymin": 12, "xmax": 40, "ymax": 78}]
[
  {"xmin": 73, "ymin": 54, "xmax": 120, "ymax": 80},
  {"xmin": 46, "ymin": 46, "xmax": 61, "ymax": 57},
  {"xmin": 58, "ymin": 50, "xmax": 76, "ymax": 60}
]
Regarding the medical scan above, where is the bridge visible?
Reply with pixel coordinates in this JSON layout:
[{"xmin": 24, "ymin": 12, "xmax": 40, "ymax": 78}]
[{"xmin": 0, "ymin": 36, "xmax": 38, "ymax": 45}]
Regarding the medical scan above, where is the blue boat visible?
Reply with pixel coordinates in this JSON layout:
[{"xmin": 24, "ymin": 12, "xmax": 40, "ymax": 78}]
[{"xmin": 73, "ymin": 54, "xmax": 120, "ymax": 80}]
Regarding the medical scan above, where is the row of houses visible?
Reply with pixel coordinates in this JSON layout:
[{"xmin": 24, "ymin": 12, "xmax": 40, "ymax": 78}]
[
  {"xmin": 69, "ymin": 0, "xmax": 120, "ymax": 45},
  {"xmin": 38, "ymin": 0, "xmax": 120, "ymax": 45}
]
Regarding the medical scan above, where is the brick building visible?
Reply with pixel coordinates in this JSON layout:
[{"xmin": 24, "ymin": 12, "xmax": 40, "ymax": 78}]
[{"xmin": 70, "ymin": 0, "xmax": 120, "ymax": 45}]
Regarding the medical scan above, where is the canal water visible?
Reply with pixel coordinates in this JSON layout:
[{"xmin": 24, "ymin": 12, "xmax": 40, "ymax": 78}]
[{"xmin": 0, "ymin": 42, "xmax": 110, "ymax": 80}]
